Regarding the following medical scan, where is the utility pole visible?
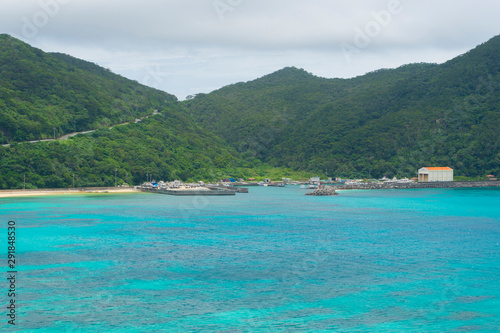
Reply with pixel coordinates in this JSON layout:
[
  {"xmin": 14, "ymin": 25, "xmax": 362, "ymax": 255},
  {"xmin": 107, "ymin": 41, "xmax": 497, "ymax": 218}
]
[{"xmin": 53, "ymin": 127, "xmax": 56, "ymax": 140}]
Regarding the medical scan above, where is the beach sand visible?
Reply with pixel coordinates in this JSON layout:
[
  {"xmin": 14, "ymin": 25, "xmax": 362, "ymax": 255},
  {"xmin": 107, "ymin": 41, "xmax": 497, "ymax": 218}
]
[{"xmin": 0, "ymin": 187, "xmax": 139, "ymax": 198}]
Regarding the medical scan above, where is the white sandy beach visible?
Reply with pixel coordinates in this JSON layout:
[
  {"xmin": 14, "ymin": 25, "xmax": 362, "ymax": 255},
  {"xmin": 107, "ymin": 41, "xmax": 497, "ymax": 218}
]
[{"xmin": 0, "ymin": 187, "xmax": 139, "ymax": 198}]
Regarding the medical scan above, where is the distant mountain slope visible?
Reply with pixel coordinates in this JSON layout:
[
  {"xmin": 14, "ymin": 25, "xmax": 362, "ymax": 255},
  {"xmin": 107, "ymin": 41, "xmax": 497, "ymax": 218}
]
[
  {"xmin": 184, "ymin": 36, "xmax": 500, "ymax": 178},
  {"xmin": 0, "ymin": 35, "xmax": 249, "ymax": 188},
  {"xmin": 0, "ymin": 106, "xmax": 246, "ymax": 189},
  {"xmin": 0, "ymin": 34, "xmax": 176, "ymax": 142}
]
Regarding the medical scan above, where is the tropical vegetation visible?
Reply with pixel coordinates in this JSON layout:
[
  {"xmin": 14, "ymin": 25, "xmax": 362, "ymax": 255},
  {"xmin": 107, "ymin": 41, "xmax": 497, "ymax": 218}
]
[
  {"xmin": 1, "ymin": 34, "xmax": 499, "ymax": 189},
  {"xmin": 184, "ymin": 36, "xmax": 500, "ymax": 178}
]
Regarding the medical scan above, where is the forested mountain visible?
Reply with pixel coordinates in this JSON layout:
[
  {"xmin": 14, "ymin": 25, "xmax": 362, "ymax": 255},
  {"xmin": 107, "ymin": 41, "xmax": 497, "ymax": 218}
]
[
  {"xmin": 0, "ymin": 108, "xmax": 247, "ymax": 189},
  {"xmin": 0, "ymin": 35, "xmax": 251, "ymax": 188},
  {"xmin": 184, "ymin": 35, "xmax": 500, "ymax": 178},
  {"xmin": 1, "ymin": 34, "xmax": 499, "ymax": 189},
  {"xmin": 0, "ymin": 34, "xmax": 176, "ymax": 143}
]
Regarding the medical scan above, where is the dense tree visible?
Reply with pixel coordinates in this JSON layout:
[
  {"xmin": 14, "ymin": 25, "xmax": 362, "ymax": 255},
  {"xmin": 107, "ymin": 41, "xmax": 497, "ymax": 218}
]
[
  {"xmin": 184, "ymin": 36, "xmax": 500, "ymax": 178},
  {"xmin": 1, "ymin": 34, "xmax": 499, "ymax": 188},
  {"xmin": 0, "ymin": 34, "xmax": 176, "ymax": 142},
  {"xmin": 0, "ymin": 107, "xmax": 254, "ymax": 189}
]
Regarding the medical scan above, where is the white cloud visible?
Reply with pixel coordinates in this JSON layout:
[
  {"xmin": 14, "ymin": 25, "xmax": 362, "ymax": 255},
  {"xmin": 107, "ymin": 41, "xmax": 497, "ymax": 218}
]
[{"xmin": 1, "ymin": 0, "xmax": 499, "ymax": 99}]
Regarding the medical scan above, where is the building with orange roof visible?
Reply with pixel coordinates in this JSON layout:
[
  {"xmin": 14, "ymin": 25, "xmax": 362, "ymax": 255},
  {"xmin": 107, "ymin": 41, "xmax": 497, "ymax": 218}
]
[{"xmin": 418, "ymin": 167, "xmax": 453, "ymax": 182}]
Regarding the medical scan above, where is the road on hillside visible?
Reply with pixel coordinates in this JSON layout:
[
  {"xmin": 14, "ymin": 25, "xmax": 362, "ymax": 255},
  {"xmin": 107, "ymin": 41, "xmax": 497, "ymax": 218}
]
[{"xmin": 1, "ymin": 110, "xmax": 159, "ymax": 147}]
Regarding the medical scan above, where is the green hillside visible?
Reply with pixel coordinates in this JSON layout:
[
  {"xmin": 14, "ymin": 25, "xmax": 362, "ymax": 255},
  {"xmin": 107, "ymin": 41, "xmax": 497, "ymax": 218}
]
[
  {"xmin": 0, "ymin": 34, "xmax": 176, "ymax": 143},
  {"xmin": 0, "ymin": 35, "xmax": 254, "ymax": 188},
  {"xmin": 1, "ymin": 34, "xmax": 499, "ymax": 188},
  {"xmin": 0, "ymin": 106, "xmax": 248, "ymax": 189},
  {"xmin": 184, "ymin": 36, "xmax": 500, "ymax": 178}
]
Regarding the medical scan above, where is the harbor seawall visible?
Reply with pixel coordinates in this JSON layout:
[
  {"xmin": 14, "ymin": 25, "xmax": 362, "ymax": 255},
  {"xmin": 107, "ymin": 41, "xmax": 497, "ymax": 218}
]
[
  {"xmin": 325, "ymin": 181, "xmax": 500, "ymax": 190},
  {"xmin": 140, "ymin": 188, "xmax": 235, "ymax": 196}
]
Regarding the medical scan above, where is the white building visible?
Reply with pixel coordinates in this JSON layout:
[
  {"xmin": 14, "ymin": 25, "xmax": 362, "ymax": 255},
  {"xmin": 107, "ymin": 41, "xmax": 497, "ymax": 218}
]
[
  {"xmin": 310, "ymin": 177, "xmax": 321, "ymax": 184},
  {"xmin": 418, "ymin": 167, "xmax": 453, "ymax": 182}
]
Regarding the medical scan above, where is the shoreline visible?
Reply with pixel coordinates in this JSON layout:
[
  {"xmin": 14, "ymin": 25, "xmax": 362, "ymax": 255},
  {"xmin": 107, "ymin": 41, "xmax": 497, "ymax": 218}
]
[
  {"xmin": 323, "ymin": 180, "xmax": 500, "ymax": 191},
  {"xmin": 1, "ymin": 181, "xmax": 499, "ymax": 198},
  {"xmin": 0, "ymin": 187, "xmax": 139, "ymax": 198}
]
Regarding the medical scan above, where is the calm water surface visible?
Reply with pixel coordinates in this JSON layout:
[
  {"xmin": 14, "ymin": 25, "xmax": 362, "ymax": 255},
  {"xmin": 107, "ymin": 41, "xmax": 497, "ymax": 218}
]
[{"xmin": 1, "ymin": 187, "xmax": 499, "ymax": 332}]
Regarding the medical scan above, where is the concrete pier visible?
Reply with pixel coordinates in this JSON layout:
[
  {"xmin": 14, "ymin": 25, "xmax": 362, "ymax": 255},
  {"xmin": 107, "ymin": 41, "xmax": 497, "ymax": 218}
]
[
  {"xmin": 140, "ymin": 187, "xmax": 236, "ymax": 196},
  {"xmin": 207, "ymin": 186, "xmax": 249, "ymax": 193},
  {"xmin": 324, "ymin": 181, "xmax": 500, "ymax": 191}
]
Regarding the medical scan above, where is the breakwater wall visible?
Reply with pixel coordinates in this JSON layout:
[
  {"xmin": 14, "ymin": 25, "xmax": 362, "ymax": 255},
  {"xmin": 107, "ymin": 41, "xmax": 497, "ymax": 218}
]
[
  {"xmin": 306, "ymin": 187, "xmax": 339, "ymax": 196},
  {"xmin": 140, "ymin": 188, "xmax": 235, "ymax": 196},
  {"xmin": 207, "ymin": 186, "xmax": 249, "ymax": 193},
  {"xmin": 325, "ymin": 181, "xmax": 500, "ymax": 190}
]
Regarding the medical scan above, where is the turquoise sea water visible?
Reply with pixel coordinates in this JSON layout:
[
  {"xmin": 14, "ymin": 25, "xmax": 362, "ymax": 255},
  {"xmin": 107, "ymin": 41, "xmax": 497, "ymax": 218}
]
[{"xmin": 1, "ymin": 187, "xmax": 499, "ymax": 332}]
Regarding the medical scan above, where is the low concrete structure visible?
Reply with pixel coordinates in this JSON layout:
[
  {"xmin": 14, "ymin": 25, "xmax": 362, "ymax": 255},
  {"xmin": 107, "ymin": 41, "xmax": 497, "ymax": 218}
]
[
  {"xmin": 207, "ymin": 186, "xmax": 249, "ymax": 193},
  {"xmin": 418, "ymin": 167, "xmax": 453, "ymax": 182},
  {"xmin": 140, "ymin": 187, "xmax": 236, "ymax": 196}
]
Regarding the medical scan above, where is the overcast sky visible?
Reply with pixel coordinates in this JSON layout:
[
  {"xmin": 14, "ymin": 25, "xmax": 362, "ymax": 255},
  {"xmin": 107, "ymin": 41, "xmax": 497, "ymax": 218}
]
[{"xmin": 1, "ymin": 0, "xmax": 499, "ymax": 100}]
